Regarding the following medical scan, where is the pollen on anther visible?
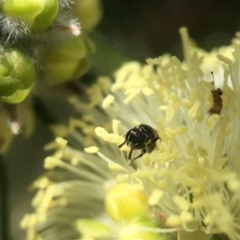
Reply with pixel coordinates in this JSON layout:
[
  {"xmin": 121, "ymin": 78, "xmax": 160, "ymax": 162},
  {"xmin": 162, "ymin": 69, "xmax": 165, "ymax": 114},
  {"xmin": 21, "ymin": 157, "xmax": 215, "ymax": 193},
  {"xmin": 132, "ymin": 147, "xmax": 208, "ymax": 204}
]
[
  {"xmin": 207, "ymin": 114, "xmax": 220, "ymax": 129},
  {"xmin": 123, "ymin": 88, "xmax": 141, "ymax": 104},
  {"xmin": 84, "ymin": 146, "xmax": 99, "ymax": 153},
  {"xmin": 44, "ymin": 157, "xmax": 61, "ymax": 169},
  {"xmin": 116, "ymin": 174, "xmax": 129, "ymax": 183},
  {"xmin": 166, "ymin": 215, "xmax": 181, "ymax": 227},
  {"xmin": 142, "ymin": 87, "xmax": 153, "ymax": 95},
  {"xmin": 32, "ymin": 190, "xmax": 45, "ymax": 208},
  {"xmin": 188, "ymin": 101, "xmax": 201, "ymax": 119},
  {"xmin": 108, "ymin": 162, "xmax": 123, "ymax": 171},
  {"xmin": 217, "ymin": 54, "xmax": 232, "ymax": 65},
  {"xmin": 173, "ymin": 195, "xmax": 190, "ymax": 211},
  {"xmin": 182, "ymin": 98, "xmax": 193, "ymax": 109},
  {"xmin": 112, "ymin": 120, "xmax": 121, "ymax": 134},
  {"xmin": 186, "ymin": 140, "xmax": 195, "ymax": 153},
  {"xmin": 176, "ymin": 126, "xmax": 188, "ymax": 135},
  {"xmin": 95, "ymin": 127, "xmax": 108, "ymax": 140},
  {"xmin": 170, "ymin": 92, "xmax": 180, "ymax": 109},
  {"xmin": 180, "ymin": 211, "xmax": 193, "ymax": 223},
  {"xmin": 148, "ymin": 189, "xmax": 163, "ymax": 206},
  {"xmin": 102, "ymin": 94, "xmax": 115, "ymax": 108},
  {"xmin": 197, "ymin": 146, "xmax": 208, "ymax": 157},
  {"xmin": 56, "ymin": 137, "xmax": 68, "ymax": 148}
]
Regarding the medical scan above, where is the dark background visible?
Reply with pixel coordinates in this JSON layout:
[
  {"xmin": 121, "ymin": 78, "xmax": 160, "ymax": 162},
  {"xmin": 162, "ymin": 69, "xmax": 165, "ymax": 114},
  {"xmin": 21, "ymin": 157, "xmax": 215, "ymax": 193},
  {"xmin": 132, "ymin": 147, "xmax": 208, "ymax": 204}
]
[
  {"xmin": 97, "ymin": 0, "xmax": 240, "ymax": 61},
  {"xmin": 86, "ymin": 0, "xmax": 240, "ymax": 78},
  {"xmin": 4, "ymin": 0, "xmax": 240, "ymax": 239}
]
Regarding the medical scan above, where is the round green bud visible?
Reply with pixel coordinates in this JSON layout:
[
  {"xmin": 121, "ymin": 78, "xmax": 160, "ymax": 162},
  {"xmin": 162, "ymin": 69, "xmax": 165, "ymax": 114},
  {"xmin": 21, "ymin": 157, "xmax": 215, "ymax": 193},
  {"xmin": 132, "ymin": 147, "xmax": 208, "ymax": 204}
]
[
  {"xmin": 0, "ymin": 48, "xmax": 36, "ymax": 103},
  {"xmin": 74, "ymin": 219, "xmax": 111, "ymax": 239},
  {"xmin": 73, "ymin": 0, "xmax": 102, "ymax": 32},
  {"xmin": 119, "ymin": 215, "xmax": 160, "ymax": 240},
  {"xmin": 105, "ymin": 183, "xmax": 148, "ymax": 222},
  {"xmin": 2, "ymin": 0, "xmax": 58, "ymax": 33},
  {"xmin": 41, "ymin": 36, "xmax": 90, "ymax": 85},
  {"xmin": 119, "ymin": 215, "xmax": 173, "ymax": 240}
]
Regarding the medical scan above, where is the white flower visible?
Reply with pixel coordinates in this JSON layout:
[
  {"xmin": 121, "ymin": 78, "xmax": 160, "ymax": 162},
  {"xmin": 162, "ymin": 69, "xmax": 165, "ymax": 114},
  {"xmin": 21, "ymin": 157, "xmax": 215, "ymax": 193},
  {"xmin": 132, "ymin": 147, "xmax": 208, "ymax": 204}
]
[{"xmin": 21, "ymin": 28, "xmax": 240, "ymax": 240}]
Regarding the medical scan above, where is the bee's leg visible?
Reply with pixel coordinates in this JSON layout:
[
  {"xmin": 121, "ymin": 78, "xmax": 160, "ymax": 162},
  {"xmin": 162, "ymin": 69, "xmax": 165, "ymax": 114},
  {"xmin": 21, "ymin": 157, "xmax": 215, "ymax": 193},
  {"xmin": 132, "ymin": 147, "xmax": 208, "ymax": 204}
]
[
  {"xmin": 128, "ymin": 148, "xmax": 134, "ymax": 160},
  {"xmin": 129, "ymin": 148, "xmax": 147, "ymax": 166},
  {"xmin": 118, "ymin": 140, "xmax": 128, "ymax": 148},
  {"xmin": 153, "ymin": 136, "xmax": 160, "ymax": 142}
]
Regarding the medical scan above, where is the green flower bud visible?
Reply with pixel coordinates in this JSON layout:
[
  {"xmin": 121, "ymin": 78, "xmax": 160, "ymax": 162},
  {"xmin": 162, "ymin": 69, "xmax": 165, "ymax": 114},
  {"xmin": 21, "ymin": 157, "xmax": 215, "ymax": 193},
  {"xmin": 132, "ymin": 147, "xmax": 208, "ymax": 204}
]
[
  {"xmin": 74, "ymin": 219, "xmax": 111, "ymax": 239},
  {"xmin": 2, "ymin": 0, "xmax": 58, "ymax": 33},
  {"xmin": 41, "ymin": 35, "xmax": 91, "ymax": 85},
  {"xmin": 119, "ymin": 215, "xmax": 172, "ymax": 240},
  {"xmin": 0, "ymin": 48, "xmax": 36, "ymax": 103},
  {"xmin": 105, "ymin": 183, "xmax": 148, "ymax": 222},
  {"xmin": 73, "ymin": 0, "xmax": 102, "ymax": 32}
]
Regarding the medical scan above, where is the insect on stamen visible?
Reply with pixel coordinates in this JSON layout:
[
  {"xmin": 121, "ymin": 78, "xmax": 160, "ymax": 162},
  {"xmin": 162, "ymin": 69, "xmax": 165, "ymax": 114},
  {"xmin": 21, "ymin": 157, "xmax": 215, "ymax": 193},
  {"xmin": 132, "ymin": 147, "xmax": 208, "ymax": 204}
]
[
  {"xmin": 118, "ymin": 124, "xmax": 160, "ymax": 166},
  {"xmin": 208, "ymin": 72, "xmax": 223, "ymax": 115}
]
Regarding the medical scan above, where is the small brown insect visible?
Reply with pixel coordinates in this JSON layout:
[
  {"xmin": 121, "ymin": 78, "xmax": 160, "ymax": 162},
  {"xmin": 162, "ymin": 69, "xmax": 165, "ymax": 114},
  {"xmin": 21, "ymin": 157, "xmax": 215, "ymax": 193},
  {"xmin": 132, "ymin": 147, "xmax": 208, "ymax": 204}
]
[
  {"xmin": 208, "ymin": 72, "xmax": 223, "ymax": 115},
  {"xmin": 118, "ymin": 124, "xmax": 159, "ymax": 166}
]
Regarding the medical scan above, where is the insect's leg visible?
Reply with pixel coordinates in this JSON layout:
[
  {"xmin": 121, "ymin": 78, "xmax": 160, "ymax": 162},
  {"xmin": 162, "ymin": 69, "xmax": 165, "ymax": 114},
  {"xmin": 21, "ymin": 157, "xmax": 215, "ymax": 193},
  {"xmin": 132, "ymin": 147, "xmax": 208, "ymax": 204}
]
[
  {"xmin": 129, "ymin": 148, "xmax": 147, "ymax": 166},
  {"xmin": 118, "ymin": 140, "xmax": 128, "ymax": 148},
  {"xmin": 128, "ymin": 148, "xmax": 134, "ymax": 160},
  {"xmin": 146, "ymin": 137, "xmax": 160, "ymax": 153},
  {"xmin": 153, "ymin": 136, "xmax": 160, "ymax": 142}
]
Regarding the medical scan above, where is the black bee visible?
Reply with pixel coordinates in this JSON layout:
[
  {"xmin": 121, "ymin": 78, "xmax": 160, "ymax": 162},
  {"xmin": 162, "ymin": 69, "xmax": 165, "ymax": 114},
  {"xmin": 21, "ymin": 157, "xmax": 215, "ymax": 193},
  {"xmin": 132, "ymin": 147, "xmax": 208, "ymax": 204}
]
[{"xmin": 118, "ymin": 124, "xmax": 160, "ymax": 166}]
